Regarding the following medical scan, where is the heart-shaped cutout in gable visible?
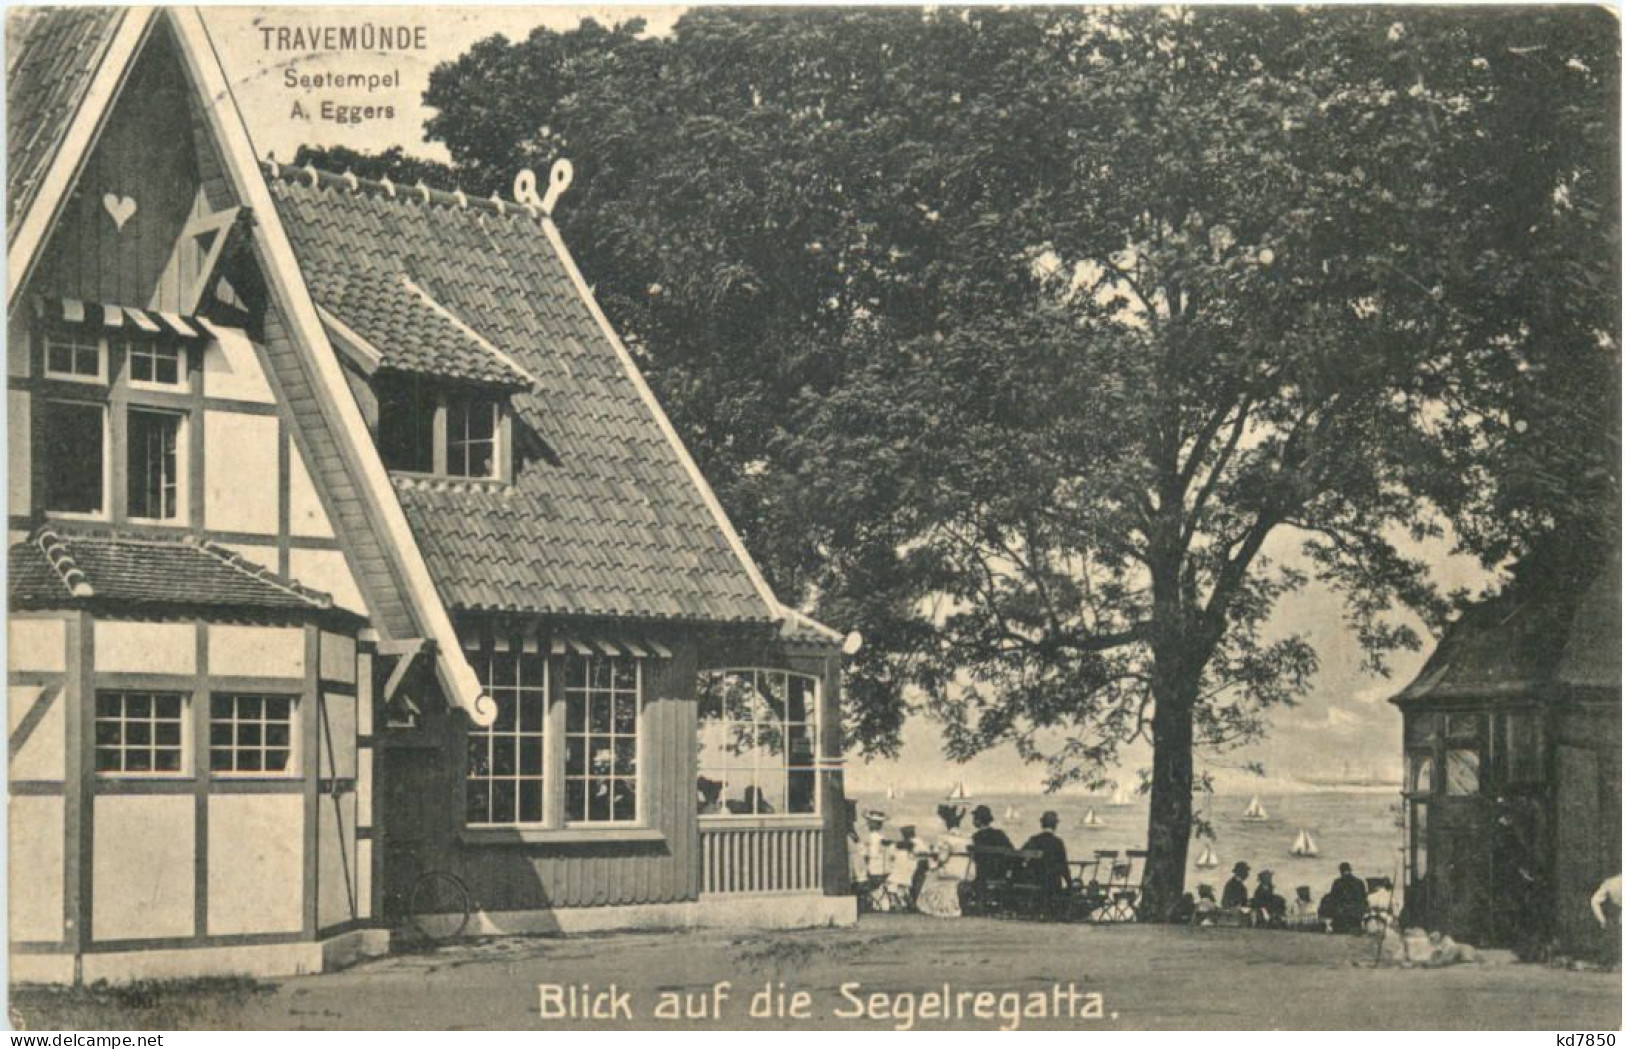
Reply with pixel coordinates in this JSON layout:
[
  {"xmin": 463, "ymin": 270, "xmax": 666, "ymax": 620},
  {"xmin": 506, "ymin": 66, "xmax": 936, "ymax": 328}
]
[{"xmin": 102, "ymin": 193, "xmax": 137, "ymax": 231}]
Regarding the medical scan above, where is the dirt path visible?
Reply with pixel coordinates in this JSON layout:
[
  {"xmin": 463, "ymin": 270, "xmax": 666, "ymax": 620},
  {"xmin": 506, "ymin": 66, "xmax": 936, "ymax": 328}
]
[{"xmin": 13, "ymin": 917, "xmax": 1620, "ymax": 1030}]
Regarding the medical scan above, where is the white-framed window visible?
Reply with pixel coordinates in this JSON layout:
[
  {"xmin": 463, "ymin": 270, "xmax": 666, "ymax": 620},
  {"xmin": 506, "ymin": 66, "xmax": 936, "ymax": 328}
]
[
  {"xmin": 43, "ymin": 331, "xmax": 106, "ymax": 384},
  {"xmin": 466, "ymin": 650, "xmax": 548, "ymax": 825},
  {"xmin": 564, "ymin": 655, "xmax": 640, "ymax": 824},
  {"xmin": 696, "ymin": 669, "xmax": 821, "ymax": 817},
  {"xmin": 95, "ymin": 691, "xmax": 187, "ymax": 775},
  {"xmin": 209, "ymin": 694, "xmax": 297, "ymax": 776},
  {"xmin": 446, "ymin": 394, "xmax": 499, "ymax": 478},
  {"xmin": 125, "ymin": 407, "xmax": 185, "ymax": 521},
  {"xmin": 126, "ymin": 340, "xmax": 187, "ymax": 389},
  {"xmin": 42, "ymin": 399, "xmax": 109, "ymax": 517}
]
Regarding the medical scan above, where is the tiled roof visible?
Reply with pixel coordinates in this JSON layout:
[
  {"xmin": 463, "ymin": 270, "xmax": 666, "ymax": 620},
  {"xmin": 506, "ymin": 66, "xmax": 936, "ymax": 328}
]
[
  {"xmin": 1557, "ymin": 555, "xmax": 1620, "ymax": 689},
  {"xmin": 267, "ymin": 166, "xmax": 775, "ymax": 624},
  {"xmin": 311, "ymin": 264, "xmax": 532, "ymax": 388},
  {"xmin": 6, "ymin": 8, "xmax": 127, "ymax": 231},
  {"xmin": 9, "ymin": 526, "xmax": 342, "ymax": 616}
]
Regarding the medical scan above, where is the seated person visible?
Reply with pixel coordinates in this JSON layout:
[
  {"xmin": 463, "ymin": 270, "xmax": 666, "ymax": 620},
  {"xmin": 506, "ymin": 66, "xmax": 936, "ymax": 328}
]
[
  {"xmin": 967, "ymin": 804, "xmax": 1016, "ymax": 885},
  {"xmin": 1222, "ymin": 862, "xmax": 1252, "ymax": 909},
  {"xmin": 697, "ymin": 776, "xmax": 724, "ymax": 815},
  {"xmin": 1170, "ymin": 892, "xmax": 1198, "ymax": 925},
  {"xmin": 1318, "ymin": 862, "xmax": 1367, "ymax": 934},
  {"xmin": 1194, "ymin": 883, "xmax": 1221, "ymax": 925},
  {"xmin": 1251, "ymin": 869, "xmax": 1287, "ymax": 927},
  {"xmin": 1018, "ymin": 810, "xmax": 1072, "ymax": 896},
  {"xmin": 1288, "ymin": 885, "xmax": 1321, "ymax": 928}
]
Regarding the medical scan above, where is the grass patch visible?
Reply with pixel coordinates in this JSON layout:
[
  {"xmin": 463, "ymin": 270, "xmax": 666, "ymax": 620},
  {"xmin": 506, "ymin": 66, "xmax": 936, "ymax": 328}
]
[{"xmin": 10, "ymin": 976, "xmax": 271, "ymax": 1031}]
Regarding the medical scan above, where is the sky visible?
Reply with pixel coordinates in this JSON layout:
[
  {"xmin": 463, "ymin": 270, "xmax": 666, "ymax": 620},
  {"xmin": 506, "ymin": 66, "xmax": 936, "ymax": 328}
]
[{"xmin": 200, "ymin": 5, "xmax": 1502, "ymax": 797}]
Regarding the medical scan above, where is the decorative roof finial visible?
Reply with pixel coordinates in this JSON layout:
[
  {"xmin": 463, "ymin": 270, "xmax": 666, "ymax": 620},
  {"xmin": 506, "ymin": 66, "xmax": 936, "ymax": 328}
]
[
  {"xmin": 541, "ymin": 158, "xmax": 573, "ymax": 214},
  {"xmin": 342, "ymin": 169, "xmax": 359, "ymax": 193},
  {"xmin": 303, "ymin": 163, "xmax": 319, "ymax": 189},
  {"xmin": 380, "ymin": 175, "xmax": 396, "ymax": 199},
  {"xmin": 513, "ymin": 168, "xmax": 541, "ymax": 216}
]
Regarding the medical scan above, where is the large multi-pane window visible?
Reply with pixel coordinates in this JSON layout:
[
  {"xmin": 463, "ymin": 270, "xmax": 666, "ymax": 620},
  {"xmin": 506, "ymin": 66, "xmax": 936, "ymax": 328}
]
[
  {"xmin": 446, "ymin": 395, "xmax": 498, "ymax": 478},
  {"xmin": 696, "ymin": 669, "xmax": 820, "ymax": 817},
  {"xmin": 210, "ymin": 694, "xmax": 296, "ymax": 775},
  {"xmin": 43, "ymin": 400, "xmax": 107, "ymax": 515},
  {"xmin": 126, "ymin": 408, "xmax": 183, "ymax": 520},
  {"xmin": 466, "ymin": 649, "xmax": 548, "ymax": 825},
  {"xmin": 95, "ymin": 692, "xmax": 185, "ymax": 775},
  {"xmin": 564, "ymin": 656, "xmax": 639, "ymax": 824}
]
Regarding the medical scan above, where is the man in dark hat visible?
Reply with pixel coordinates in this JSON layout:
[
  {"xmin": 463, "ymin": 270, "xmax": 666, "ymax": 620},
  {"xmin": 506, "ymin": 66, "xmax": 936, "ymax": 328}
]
[
  {"xmin": 1020, "ymin": 811, "xmax": 1072, "ymax": 897},
  {"xmin": 1319, "ymin": 861, "xmax": 1368, "ymax": 934},
  {"xmin": 967, "ymin": 804, "xmax": 1015, "ymax": 888},
  {"xmin": 1222, "ymin": 861, "xmax": 1251, "ymax": 909}
]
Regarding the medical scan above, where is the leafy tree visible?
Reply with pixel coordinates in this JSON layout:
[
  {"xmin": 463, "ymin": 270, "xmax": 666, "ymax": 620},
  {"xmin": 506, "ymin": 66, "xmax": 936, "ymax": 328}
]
[{"xmin": 298, "ymin": 7, "xmax": 1618, "ymax": 914}]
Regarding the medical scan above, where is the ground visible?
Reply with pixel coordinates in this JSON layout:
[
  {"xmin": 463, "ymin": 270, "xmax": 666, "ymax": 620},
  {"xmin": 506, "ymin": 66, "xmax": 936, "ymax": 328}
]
[{"xmin": 11, "ymin": 917, "xmax": 1621, "ymax": 1031}]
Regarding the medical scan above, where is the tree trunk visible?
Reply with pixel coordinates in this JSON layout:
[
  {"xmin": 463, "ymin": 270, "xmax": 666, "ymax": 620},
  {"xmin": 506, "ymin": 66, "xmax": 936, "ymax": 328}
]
[{"xmin": 1140, "ymin": 668, "xmax": 1198, "ymax": 920}]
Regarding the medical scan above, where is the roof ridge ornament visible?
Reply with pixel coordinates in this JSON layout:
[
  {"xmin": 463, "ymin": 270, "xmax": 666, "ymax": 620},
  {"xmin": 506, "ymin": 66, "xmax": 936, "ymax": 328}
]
[
  {"xmin": 513, "ymin": 158, "xmax": 572, "ymax": 217},
  {"xmin": 342, "ymin": 169, "xmax": 359, "ymax": 193},
  {"xmin": 415, "ymin": 180, "xmax": 432, "ymax": 205},
  {"xmin": 454, "ymin": 188, "xmax": 468, "ymax": 209},
  {"xmin": 303, "ymin": 162, "xmax": 319, "ymax": 189},
  {"xmin": 266, "ymin": 152, "xmax": 280, "ymax": 179},
  {"xmin": 380, "ymin": 175, "xmax": 396, "ymax": 199}
]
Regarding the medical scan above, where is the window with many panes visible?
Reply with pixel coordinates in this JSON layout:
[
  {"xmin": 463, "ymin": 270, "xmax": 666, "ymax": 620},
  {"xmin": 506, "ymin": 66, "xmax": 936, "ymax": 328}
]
[
  {"xmin": 564, "ymin": 656, "xmax": 639, "ymax": 824},
  {"xmin": 466, "ymin": 649, "xmax": 548, "ymax": 825},
  {"xmin": 43, "ymin": 400, "xmax": 107, "ymax": 515},
  {"xmin": 95, "ymin": 692, "xmax": 186, "ymax": 775},
  {"xmin": 696, "ymin": 669, "xmax": 820, "ymax": 817},
  {"xmin": 446, "ymin": 395, "xmax": 498, "ymax": 478},
  {"xmin": 43, "ymin": 332, "xmax": 105, "ymax": 383},
  {"xmin": 210, "ymin": 694, "xmax": 296, "ymax": 775},
  {"xmin": 126, "ymin": 408, "xmax": 183, "ymax": 520},
  {"xmin": 127, "ymin": 341, "xmax": 186, "ymax": 387}
]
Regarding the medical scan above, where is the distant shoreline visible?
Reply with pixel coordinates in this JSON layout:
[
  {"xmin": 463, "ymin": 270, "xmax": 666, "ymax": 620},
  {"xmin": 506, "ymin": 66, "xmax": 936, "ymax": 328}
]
[{"xmin": 851, "ymin": 782, "xmax": 1402, "ymax": 799}]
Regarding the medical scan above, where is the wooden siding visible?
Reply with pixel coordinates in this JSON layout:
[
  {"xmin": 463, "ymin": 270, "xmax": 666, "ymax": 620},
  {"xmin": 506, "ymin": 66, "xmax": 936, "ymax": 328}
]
[
  {"xmin": 701, "ymin": 824, "xmax": 823, "ymax": 894},
  {"xmin": 31, "ymin": 25, "xmax": 219, "ymax": 312}
]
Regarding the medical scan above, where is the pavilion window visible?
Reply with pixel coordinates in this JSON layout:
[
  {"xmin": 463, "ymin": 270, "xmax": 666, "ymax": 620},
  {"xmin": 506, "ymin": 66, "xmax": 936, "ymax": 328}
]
[
  {"xmin": 376, "ymin": 374, "xmax": 505, "ymax": 479},
  {"xmin": 564, "ymin": 655, "xmax": 640, "ymax": 824},
  {"xmin": 42, "ymin": 399, "xmax": 107, "ymax": 515},
  {"xmin": 696, "ymin": 669, "xmax": 821, "ymax": 817},
  {"xmin": 95, "ymin": 692, "xmax": 186, "ymax": 775},
  {"xmin": 210, "ymin": 694, "xmax": 297, "ymax": 775},
  {"xmin": 43, "ymin": 331, "xmax": 105, "ymax": 383},
  {"xmin": 466, "ymin": 649, "xmax": 548, "ymax": 826},
  {"xmin": 126, "ymin": 340, "xmax": 186, "ymax": 387},
  {"xmin": 446, "ymin": 394, "xmax": 499, "ymax": 478}
]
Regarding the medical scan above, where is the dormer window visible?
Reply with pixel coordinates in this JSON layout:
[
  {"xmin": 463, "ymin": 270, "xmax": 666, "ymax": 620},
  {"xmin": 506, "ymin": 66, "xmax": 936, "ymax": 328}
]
[{"xmin": 376, "ymin": 373, "xmax": 507, "ymax": 480}]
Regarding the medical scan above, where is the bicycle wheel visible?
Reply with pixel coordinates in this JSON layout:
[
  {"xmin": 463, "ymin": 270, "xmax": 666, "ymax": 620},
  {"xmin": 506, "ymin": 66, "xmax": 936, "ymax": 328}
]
[{"xmin": 407, "ymin": 870, "xmax": 471, "ymax": 942}]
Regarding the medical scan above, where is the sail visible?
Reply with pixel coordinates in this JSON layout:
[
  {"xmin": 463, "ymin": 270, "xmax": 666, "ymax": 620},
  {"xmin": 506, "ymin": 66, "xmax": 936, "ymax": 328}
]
[
  {"xmin": 1290, "ymin": 828, "xmax": 1319, "ymax": 857},
  {"xmin": 886, "ymin": 785, "xmax": 896, "ymax": 800},
  {"xmin": 1082, "ymin": 808, "xmax": 1103, "ymax": 828},
  {"xmin": 1110, "ymin": 788, "xmax": 1131, "ymax": 807},
  {"xmin": 1195, "ymin": 843, "xmax": 1218, "ymax": 869},
  {"xmin": 1244, "ymin": 795, "xmax": 1268, "ymax": 819},
  {"xmin": 1004, "ymin": 805, "xmax": 1018, "ymax": 820},
  {"xmin": 946, "ymin": 782, "xmax": 970, "ymax": 801}
]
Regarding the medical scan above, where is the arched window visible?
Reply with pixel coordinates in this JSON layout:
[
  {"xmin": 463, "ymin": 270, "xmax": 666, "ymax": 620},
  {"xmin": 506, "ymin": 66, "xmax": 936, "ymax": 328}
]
[{"xmin": 696, "ymin": 669, "xmax": 820, "ymax": 817}]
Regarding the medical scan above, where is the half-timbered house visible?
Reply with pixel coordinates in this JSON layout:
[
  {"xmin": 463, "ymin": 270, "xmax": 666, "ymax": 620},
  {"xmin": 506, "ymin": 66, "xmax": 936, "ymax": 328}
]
[{"xmin": 7, "ymin": 7, "xmax": 853, "ymax": 984}]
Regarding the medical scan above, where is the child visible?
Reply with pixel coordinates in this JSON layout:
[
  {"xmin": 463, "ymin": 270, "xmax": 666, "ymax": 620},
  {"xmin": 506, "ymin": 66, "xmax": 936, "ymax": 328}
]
[{"xmin": 1194, "ymin": 883, "xmax": 1220, "ymax": 925}]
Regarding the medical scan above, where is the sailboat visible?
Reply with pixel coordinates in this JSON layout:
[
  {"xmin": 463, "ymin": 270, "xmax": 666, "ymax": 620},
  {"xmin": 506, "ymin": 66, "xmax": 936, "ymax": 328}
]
[
  {"xmin": 945, "ymin": 781, "xmax": 971, "ymax": 801},
  {"xmin": 885, "ymin": 785, "xmax": 897, "ymax": 801},
  {"xmin": 1082, "ymin": 808, "xmax": 1105, "ymax": 830},
  {"xmin": 1290, "ymin": 828, "xmax": 1320, "ymax": 858},
  {"xmin": 1004, "ymin": 804, "xmax": 1020, "ymax": 820},
  {"xmin": 1109, "ymin": 787, "xmax": 1132, "ymax": 807},
  {"xmin": 1242, "ymin": 795, "xmax": 1269, "ymax": 822},
  {"xmin": 1194, "ymin": 842, "xmax": 1219, "ymax": 870}
]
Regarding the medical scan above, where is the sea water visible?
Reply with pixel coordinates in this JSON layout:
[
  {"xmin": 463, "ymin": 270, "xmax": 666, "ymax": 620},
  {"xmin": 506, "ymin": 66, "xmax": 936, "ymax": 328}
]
[{"xmin": 849, "ymin": 788, "xmax": 1406, "ymax": 897}]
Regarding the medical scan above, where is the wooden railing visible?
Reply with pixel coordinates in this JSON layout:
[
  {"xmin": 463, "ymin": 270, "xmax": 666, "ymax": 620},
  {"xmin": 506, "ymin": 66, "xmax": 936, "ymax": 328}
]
[{"xmin": 700, "ymin": 823, "xmax": 824, "ymax": 894}]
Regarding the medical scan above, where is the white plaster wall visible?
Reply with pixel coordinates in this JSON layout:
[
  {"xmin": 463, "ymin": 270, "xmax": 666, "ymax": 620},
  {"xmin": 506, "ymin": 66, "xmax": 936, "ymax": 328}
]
[
  {"xmin": 200, "ymin": 328, "xmax": 275, "ymax": 404},
  {"xmin": 9, "ymin": 685, "xmax": 65, "ymax": 781},
  {"xmin": 319, "ymin": 632, "xmax": 355, "ymax": 684},
  {"xmin": 356, "ymin": 748, "xmax": 373, "ymax": 827},
  {"xmin": 92, "ymin": 795, "xmax": 195, "ymax": 941},
  {"xmin": 207, "ymin": 624, "xmax": 303, "ymax": 679},
  {"xmin": 320, "ymin": 693, "xmax": 356, "ymax": 780},
  {"xmin": 9, "ymin": 618, "xmax": 65, "ymax": 672},
  {"xmin": 9, "ymin": 796, "xmax": 64, "ymax": 941},
  {"xmin": 95, "ymin": 621, "xmax": 195, "ymax": 675},
  {"xmin": 203, "ymin": 411, "xmax": 279, "ymax": 534},
  {"xmin": 316, "ymin": 792, "xmax": 357, "ymax": 929},
  {"xmin": 207, "ymin": 794, "xmax": 304, "ymax": 936},
  {"xmin": 289, "ymin": 549, "xmax": 367, "ymax": 615},
  {"xmin": 9, "ymin": 390, "xmax": 30, "ymax": 514},
  {"xmin": 288, "ymin": 449, "xmax": 334, "ymax": 538},
  {"xmin": 356, "ymin": 838, "xmax": 372, "ymax": 920}
]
